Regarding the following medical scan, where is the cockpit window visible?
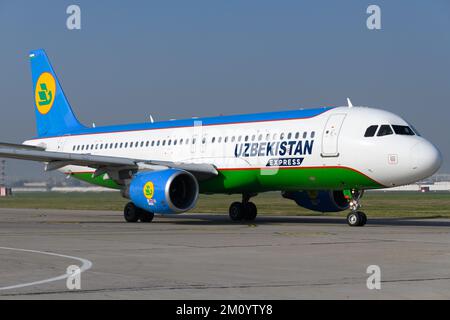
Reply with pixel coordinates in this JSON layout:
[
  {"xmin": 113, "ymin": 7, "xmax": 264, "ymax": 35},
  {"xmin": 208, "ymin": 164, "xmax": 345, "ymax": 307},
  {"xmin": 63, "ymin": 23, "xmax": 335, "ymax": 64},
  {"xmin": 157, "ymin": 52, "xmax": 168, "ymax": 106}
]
[
  {"xmin": 364, "ymin": 125, "xmax": 378, "ymax": 137},
  {"xmin": 377, "ymin": 125, "xmax": 393, "ymax": 136},
  {"xmin": 392, "ymin": 125, "xmax": 415, "ymax": 136}
]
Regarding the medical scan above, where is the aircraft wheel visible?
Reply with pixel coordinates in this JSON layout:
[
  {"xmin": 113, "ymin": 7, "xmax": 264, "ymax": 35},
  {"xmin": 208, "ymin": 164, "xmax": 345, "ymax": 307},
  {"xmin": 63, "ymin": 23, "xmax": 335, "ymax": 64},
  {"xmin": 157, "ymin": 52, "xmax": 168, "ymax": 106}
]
[
  {"xmin": 347, "ymin": 211, "xmax": 366, "ymax": 227},
  {"xmin": 229, "ymin": 202, "xmax": 244, "ymax": 221},
  {"xmin": 359, "ymin": 212, "xmax": 367, "ymax": 226},
  {"xmin": 124, "ymin": 202, "xmax": 140, "ymax": 223},
  {"xmin": 139, "ymin": 210, "xmax": 154, "ymax": 223},
  {"xmin": 243, "ymin": 202, "xmax": 257, "ymax": 221}
]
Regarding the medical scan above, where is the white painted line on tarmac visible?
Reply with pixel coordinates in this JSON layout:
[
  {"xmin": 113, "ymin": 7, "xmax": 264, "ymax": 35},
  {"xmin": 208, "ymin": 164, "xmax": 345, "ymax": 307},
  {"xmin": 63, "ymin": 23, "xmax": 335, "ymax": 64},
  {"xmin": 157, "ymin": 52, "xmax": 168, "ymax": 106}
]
[{"xmin": 0, "ymin": 247, "xmax": 92, "ymax": 291}]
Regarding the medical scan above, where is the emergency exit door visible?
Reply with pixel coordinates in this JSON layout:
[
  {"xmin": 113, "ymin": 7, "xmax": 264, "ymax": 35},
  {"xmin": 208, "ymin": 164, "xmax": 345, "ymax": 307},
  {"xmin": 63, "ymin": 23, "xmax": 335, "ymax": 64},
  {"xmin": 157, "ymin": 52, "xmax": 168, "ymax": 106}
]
[{"xmin": 321, "ymin": 114, "xmax": 346, "ymax": 157}]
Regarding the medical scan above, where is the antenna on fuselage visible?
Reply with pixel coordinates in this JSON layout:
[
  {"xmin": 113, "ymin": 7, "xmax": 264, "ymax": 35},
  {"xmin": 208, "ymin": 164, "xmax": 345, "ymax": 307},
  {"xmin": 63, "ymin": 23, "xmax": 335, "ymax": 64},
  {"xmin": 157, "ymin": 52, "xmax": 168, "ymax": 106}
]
[{"xmin": 346, "ymin": 98, "xmax": 353, "ymax": 108}]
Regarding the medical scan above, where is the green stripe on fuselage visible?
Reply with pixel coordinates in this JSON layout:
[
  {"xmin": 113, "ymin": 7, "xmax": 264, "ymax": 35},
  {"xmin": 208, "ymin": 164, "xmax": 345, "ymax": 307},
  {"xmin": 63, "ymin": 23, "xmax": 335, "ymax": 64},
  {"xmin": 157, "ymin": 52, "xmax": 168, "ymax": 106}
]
[{"xmin": 71, "ymin": 167, "xmax": 382, "ymax": 193}]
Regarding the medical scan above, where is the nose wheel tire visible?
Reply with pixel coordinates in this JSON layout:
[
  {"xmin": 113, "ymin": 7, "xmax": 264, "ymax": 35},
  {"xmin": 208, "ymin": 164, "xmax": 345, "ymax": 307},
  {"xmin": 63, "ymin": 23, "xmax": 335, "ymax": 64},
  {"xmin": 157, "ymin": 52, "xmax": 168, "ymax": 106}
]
[
  {"xmin": 347, "ymin": 211, "xmax": 367, "ymax": 227},
  {"xmin": 229, "ymin": 201, "xmax": 258, "ymax": 221}
]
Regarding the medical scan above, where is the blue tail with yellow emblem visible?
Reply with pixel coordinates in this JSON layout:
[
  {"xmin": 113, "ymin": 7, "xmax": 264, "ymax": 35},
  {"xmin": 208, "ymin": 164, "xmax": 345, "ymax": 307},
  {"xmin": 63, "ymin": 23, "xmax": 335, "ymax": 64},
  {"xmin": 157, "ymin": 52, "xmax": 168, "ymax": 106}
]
[{"xmin": 30, "ymin": 49, "xmax": 85, "ymax": 137}]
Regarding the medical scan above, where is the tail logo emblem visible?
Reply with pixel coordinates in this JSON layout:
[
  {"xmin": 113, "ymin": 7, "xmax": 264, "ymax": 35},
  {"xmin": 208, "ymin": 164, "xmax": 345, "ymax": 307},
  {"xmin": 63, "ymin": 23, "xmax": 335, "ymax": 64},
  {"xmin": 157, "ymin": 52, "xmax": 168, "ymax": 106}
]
[
  {"xmin": 35, "ymin": 72, "xmax": 56, "ymax": 115},
  {"xmin": 143, "ymin": 181, "xmax": 154, "ymax": 199}
]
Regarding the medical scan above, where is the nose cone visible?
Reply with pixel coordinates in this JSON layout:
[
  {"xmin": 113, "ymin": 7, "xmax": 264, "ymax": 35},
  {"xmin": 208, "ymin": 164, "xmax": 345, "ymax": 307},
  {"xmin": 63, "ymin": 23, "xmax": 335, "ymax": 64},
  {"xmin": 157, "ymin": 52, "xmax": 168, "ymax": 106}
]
[{"xmin": 411, "ymin": 141, "xmax": 442, "ymax": 179}]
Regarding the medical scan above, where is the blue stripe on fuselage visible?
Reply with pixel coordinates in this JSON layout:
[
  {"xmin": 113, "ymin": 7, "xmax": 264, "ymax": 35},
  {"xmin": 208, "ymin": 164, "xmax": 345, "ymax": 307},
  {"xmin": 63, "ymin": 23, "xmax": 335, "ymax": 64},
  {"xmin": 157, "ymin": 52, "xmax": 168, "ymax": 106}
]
[{"xmin": 33, "ymin": 107, "xmax": 334, "ymax": 139}]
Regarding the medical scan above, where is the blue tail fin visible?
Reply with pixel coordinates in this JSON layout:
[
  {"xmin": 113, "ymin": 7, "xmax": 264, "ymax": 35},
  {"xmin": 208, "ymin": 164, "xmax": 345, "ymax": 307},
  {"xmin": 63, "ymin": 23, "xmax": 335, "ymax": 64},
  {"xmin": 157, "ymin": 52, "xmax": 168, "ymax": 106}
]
[{"xmin": 30, "ymin": 49, "xmax": 85, "ymax": 137}]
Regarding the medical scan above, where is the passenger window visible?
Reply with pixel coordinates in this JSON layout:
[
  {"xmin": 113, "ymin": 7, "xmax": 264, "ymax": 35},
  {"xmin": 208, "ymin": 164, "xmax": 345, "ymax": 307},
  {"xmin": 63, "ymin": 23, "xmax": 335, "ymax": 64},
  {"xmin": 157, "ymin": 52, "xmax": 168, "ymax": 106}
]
[
  {"xmin": 377, "ymin": 125, "xmax": 393, "ymax": 136},
  {"xmin": 392, "ymin": 125, "xmax": 415, "ymax": 136},
  {"xmin": 364, "ymin": 125, "xmax": 378, "ymax": 137},
  {"xmin": 287, "ymin": 133, "xmax": 292, "ymax": 139},
  {"xmin": 311, "ymin": 131, "xmax": 315, "ymax": 138},
  {"xmin": 224, "ymin": 137, "xmax": 228, "ymax": 143},
  {"xmin": 303, "ymin": 132, "xmax": 307, "ymax": 139}
]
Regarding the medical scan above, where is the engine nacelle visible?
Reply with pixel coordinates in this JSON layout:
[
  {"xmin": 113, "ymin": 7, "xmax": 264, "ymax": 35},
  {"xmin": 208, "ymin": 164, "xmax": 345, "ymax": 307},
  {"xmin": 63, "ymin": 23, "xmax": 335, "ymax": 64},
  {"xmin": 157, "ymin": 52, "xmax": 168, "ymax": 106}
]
[
  {"xmin": 282, "ymin": 190, "xmax": 349, "ymax": 213},
  {"xmin": 127, "ymin": 169, "xmax": 199, "ymax": 214}
]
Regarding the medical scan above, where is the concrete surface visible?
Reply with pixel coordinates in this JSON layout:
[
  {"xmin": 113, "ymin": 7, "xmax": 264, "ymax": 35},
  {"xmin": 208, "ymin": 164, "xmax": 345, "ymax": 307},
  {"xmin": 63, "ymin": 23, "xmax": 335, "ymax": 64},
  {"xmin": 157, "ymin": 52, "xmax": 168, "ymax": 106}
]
[{"xmin": 0, "ymin": 208, "xmax": 449, "ymax": 299}]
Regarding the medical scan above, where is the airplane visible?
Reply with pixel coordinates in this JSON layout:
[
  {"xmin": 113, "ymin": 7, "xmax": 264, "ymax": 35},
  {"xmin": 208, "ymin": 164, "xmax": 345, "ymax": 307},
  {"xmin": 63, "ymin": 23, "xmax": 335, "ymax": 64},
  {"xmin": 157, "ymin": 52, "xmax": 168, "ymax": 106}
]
[{"xmin": 0, "ymin": 50, "xmax": 442, "ymax": 226}]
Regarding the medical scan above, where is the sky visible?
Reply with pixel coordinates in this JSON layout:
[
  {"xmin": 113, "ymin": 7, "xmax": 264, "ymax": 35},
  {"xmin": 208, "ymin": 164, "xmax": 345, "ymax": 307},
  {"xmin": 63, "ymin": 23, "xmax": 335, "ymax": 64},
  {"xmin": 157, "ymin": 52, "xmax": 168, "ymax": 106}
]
[{"xmin": 0, "ymin": 0, "xmax": 449, "ymax": 181}]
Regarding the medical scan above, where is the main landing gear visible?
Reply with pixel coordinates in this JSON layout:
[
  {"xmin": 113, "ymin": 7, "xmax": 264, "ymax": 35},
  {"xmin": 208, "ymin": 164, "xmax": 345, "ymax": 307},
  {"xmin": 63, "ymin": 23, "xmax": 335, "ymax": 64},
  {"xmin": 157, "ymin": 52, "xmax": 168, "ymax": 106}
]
[
  {"xmin": 124, "ymin": 202, "xmax": 154, "ymax": 223},
  {"xmin": 345, "ymin": 190, "xmax": 367, "ymax": 227},
  {"xmin": 229, "ymin": 193, "xmax": 258, "ymax": 221}
]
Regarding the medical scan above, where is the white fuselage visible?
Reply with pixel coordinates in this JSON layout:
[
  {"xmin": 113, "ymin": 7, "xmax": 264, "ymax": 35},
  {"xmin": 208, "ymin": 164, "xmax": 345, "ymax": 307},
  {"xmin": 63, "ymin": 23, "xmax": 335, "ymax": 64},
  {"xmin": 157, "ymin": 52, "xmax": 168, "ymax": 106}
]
[{"xmin": 24, "ymin": 106, "xmax": 442, "ymax": 189}]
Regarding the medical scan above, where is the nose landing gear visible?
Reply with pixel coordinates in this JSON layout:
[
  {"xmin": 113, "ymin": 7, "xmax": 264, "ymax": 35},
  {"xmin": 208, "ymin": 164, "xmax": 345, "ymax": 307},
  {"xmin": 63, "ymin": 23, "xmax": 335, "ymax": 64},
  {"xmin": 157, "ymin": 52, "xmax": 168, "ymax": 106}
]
[
  {"xmin": 345, "ymin": 190, "xmax": 367, "ymax": 227},
  {"xmin": 229, "ymin": 193, "xmax": 258, "ymax": 221},
  {"xmin": 347, "ymin": 211, "xmax": 367, "ymax": 227}
]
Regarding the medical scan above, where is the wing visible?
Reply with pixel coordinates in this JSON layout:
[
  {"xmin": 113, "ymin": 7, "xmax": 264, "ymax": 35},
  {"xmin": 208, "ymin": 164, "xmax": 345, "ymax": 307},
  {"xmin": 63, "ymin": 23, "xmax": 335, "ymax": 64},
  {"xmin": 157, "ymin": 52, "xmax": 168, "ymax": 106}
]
[{"xmin": 0, "ymin": 143, "xmax": 218, "ymax": 184}]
